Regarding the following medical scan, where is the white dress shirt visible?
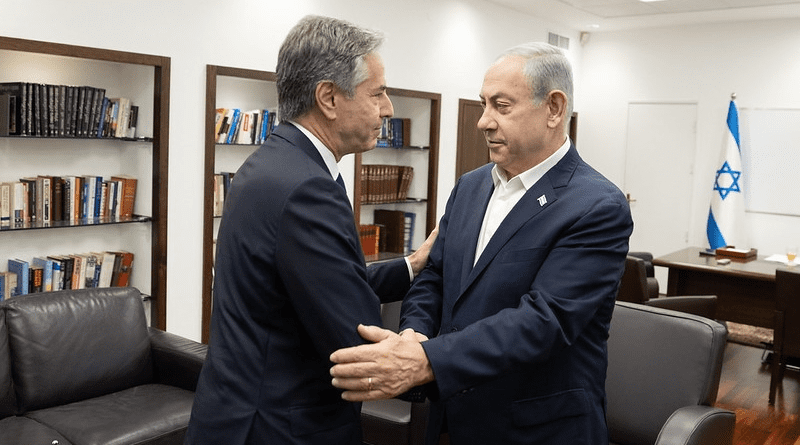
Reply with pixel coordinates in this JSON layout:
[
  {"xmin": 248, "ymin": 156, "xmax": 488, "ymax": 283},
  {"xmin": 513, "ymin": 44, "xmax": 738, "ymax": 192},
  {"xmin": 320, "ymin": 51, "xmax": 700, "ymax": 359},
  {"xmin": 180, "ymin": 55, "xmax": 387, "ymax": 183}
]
[{"xmin": 474, "ymin": 138, "xmax": 572, "ymax": 266}]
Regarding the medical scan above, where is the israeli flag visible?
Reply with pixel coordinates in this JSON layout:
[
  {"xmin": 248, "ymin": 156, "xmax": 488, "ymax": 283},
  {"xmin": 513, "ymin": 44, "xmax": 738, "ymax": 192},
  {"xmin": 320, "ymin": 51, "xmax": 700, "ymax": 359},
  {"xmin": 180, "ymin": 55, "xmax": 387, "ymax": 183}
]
[{"xmin": 706, "ymin": 98, "xmax": 746, "ymax": 249}]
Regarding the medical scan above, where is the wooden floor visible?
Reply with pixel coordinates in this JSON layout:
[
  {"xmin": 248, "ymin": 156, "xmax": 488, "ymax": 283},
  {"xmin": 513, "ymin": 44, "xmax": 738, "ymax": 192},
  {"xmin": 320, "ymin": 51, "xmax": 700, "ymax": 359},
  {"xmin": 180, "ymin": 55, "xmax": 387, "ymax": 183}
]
[{"xmin": 716, "ymin": 342, "xmax": 800, "ymax": 445}]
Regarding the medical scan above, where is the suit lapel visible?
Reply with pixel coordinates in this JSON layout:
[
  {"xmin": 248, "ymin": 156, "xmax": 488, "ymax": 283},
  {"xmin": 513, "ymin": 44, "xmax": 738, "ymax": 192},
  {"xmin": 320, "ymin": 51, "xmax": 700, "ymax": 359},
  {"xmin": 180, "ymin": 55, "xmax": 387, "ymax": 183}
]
[
  {"xmin": 458, "ymin": 145, "xmax": 580, "ymax": 297},
  {"xmin": 458, "ymin": 173, "xmax": 495, "ymax": 292}
]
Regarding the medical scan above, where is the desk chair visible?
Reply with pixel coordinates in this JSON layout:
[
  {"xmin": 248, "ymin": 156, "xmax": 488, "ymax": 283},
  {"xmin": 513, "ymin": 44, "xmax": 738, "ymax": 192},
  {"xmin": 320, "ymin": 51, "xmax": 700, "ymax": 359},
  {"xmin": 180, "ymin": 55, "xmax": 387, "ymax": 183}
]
[
  {"xmin": 629, "ymin": 251, "xmax": 657, "ymax": 284},
  {"xmin": 618, "ymin": 255, "xmax": 718, "ymax": 319},
  {"xmin": 769, "ymin": 267, "xmax": 800, "ymax": 405},
  {"xmin": 361, "ymin": 301, "xmax": 430, "ymax": 445},
  {"xmin": 607, "ymin": 302, "xmax": 735, "ymax": 445}
]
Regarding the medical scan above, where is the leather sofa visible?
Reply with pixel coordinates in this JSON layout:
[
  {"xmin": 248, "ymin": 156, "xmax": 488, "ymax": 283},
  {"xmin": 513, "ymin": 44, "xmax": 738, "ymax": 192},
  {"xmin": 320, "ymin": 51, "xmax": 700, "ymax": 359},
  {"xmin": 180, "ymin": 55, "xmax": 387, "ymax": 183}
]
[{"xmin": 0, "ymin": 287, "xmax": 207, "ymax": 445}]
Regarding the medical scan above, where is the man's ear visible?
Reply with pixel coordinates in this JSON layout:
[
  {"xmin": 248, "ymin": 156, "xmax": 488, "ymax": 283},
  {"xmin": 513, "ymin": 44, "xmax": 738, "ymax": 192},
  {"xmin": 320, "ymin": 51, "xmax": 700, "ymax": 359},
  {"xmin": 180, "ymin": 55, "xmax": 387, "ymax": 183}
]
[
  {"xmin": 315, "ymin": 80, "xmax": 338, "ymax": 120},
  {"xmin": 546, "ymin": 90, "xmax": 567, "ymax": 129}
]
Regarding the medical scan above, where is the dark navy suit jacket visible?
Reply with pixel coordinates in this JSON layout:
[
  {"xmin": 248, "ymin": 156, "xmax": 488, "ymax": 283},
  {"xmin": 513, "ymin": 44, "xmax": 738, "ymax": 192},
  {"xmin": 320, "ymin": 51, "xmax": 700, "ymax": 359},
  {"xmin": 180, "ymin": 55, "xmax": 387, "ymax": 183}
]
[
  {"xmin": 186, "ymin": 123, "xmax": 411, "ymax": 444},
  {"xmin": 401, "ymin": 144, "xmax": 633, "ymax": 445}
]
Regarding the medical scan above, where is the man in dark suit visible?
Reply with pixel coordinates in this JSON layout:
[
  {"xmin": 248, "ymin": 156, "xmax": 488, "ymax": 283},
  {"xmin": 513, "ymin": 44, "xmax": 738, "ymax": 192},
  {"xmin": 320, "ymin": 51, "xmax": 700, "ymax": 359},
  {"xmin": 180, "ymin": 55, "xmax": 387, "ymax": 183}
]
[
  {"xmin": 330, "ymin": 42, "xmax": 633, "ymax": 444},
  {"xmin": 185, "ymin": 16, "xmax": 434, "ymax": 445}
]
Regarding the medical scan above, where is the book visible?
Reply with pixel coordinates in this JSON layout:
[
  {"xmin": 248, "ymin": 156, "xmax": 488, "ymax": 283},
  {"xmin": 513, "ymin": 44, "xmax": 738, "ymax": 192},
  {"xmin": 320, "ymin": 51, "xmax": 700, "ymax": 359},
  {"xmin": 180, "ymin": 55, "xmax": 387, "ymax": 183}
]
[
  {"xmin": 226, "ymin": 109, "xmax": 241, "ymax": 144},
  {"xmin": 398, "ymin": 166, "xmax": 414, "ymax": 201},
  {"xmin": 214, "ymin": 108, "xmax": 226, "ymax": 138},
  {"xmin": 8, "ymin": 259, "xmax": 29, "ymax": 296},
  {"xmin": 359, "ymin": 225, "xmax": 381, "ymax": 258},
  {"xmin": 0, "ymin": 82, "xmax": 26, "ymax": 135},
  {"xmin": 48, "ymin": 255, "xmax": 63, "ymax": 291},
  {"xmin": 0, "ymin": 182, "xmax": 10, "ymax": 226},
  {"xmin": 52, "ymin": 176, "xmax": 63, "ymax": 221},
  {"xmin": 57, "ymin": 255, "xmax": 75, "ymax": 291},
  {"xmin": 10, "ymin": 181, "xmax": 25, "ymax": 225},
  {"xmin": 374, "ymin": 209, "xmax": 406, "ymax": 254},
  {"xmin": 84, "ymin": 253, "xmax": 98, "ymax": 288},
  {"xmin": 32, "ymin": 257, "xmax": 54, "ymax": 292},
  {"xmin": 97, "ymin": 251, "xmax": 117, "ymax": 288},
  {"xmin": 404, "ymin": 212, "xmax": 416, "ymax": 255},
  {"xmin": 28, "ymin": 265, "xmax": 43, "ymax": 293},
  {"xmin": 19, "ymin": 177, "xmax": 37, "ymax": 223},
  {"xmin": 70, "ymin": 254, "xmax": 84, "ymax": 289},
  {"xmin": 111, "ymin": 175, "xmax": 137, "ymax": 218},
  {"xmin": 127, "ymin": 105, "xmax": 138, "ymax": 138},
  {"xmin": 0, "ymin": 94, "xmax": 10, "ymax": 136},
  {"xmin": 216, "ymin": 108, "xmax": 232, "ymax": 143},
  {"xmin": 115, "ymin": 97, "xmax": 130, "ymax": 138},
  {"xmin": 38, "ymin": 176, "xmax": 52, "ymax": 224},
  {"xmin": 110, "ymin": 251, "xmax": 134, "ymax": 287},
  {"xmin": 236, "ymin": 110, "xmax": 259, "ymax": 144},
  {"xmin": 213, "ymin": 174, "xmax": 224, "ymax": 217},
  {"xmin": 0, "ymin": 272, "xmax": 16, "ymax": 301}
]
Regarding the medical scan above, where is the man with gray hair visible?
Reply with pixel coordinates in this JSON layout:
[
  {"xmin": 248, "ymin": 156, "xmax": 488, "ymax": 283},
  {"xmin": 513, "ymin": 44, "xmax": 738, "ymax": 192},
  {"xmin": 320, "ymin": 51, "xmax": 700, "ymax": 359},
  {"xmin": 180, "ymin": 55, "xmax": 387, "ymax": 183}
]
[
  {"xmin": 186, "ymin": 15, "xmax": 434, "ymax": 444},
  {"xmin": 330, "ymin": 42, "xmax": 633, "ymax": 444}
]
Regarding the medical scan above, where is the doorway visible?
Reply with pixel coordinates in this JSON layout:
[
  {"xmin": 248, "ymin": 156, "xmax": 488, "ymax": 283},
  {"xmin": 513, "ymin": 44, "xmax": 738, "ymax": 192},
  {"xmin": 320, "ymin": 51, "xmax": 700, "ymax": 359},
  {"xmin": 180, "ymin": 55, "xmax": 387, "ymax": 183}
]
[
  {"xmin": 455, "ymin": 99, "xmax": 489, "ymax": 179},
  {"xmin": 624, "ymin": 102, "xmax": 697, "ymax": 284}
]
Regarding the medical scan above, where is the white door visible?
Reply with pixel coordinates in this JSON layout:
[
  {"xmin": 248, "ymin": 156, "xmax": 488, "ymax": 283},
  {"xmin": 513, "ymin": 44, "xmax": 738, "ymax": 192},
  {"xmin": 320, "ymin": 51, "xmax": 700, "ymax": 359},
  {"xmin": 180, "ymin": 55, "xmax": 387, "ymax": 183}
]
[{"xmin": 624, "ymin": 102, "xmax": 697, "ymax": 286}]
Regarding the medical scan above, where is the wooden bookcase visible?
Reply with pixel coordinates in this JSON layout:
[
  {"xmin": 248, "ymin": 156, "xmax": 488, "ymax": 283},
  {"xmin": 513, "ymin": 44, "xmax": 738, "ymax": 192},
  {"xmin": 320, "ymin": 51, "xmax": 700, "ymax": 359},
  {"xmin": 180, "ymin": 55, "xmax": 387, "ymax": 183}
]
[
  {"xmin": 201, "ymin": 65, "xmax": 277, "ymax": 343},
  {"xmin": 0, "ymin": 36, "xmax": 170, "ymax": 329},
  {"xmin": 354, "ymin": 87, "xmax": 440, "ymax": 260}
]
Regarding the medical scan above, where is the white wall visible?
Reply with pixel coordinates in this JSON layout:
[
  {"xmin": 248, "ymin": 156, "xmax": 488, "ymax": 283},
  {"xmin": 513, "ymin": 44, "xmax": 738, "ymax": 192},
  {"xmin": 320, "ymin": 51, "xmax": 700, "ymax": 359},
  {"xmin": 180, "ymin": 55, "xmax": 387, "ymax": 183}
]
[
  {"xmin": 578, "ymin": 18, "xmax": 800, "ymax": 259},
  {"xmin": 1, "ymin": 0, "xmax": 580, "ymax": 340}
]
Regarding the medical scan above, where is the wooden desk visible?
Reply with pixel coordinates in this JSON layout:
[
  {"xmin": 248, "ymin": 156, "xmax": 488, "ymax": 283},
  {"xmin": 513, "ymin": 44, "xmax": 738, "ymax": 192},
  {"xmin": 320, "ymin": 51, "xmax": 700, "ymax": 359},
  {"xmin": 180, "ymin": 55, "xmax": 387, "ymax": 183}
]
[{"xmin": 653, "ymin": 247, "xmax": 781, "ymax": 328}]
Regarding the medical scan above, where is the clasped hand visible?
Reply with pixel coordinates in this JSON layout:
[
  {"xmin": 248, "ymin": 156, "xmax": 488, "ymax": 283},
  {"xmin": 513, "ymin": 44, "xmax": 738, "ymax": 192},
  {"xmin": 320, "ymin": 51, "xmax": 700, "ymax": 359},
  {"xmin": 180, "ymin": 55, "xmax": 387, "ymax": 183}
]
[{"xmin": 330, "ymin": 324, "xmax": 433, "ymax": 401}]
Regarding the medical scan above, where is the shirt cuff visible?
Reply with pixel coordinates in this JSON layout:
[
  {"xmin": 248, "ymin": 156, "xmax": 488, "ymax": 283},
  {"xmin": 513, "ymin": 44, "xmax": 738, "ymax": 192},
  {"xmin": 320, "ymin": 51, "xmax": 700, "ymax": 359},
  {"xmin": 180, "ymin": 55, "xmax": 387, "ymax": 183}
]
[{"xmin": 404, "ymin": 257, "xmax": 414, "ymax": 281}]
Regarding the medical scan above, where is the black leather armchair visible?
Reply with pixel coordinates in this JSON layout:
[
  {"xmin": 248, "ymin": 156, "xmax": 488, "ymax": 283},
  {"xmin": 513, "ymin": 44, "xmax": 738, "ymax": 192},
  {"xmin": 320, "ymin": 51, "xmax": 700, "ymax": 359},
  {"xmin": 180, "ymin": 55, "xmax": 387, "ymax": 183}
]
[
  {"xmin": 0, "ymin": 287, "xmax": 207, "ymax": 445},
  {"xmin": 618, "ymin": 254, "xmax": 718, "ymax": 319},
  {"xmin": 607, "ymin": 301, "xmax": 735, "ymax": 445}
]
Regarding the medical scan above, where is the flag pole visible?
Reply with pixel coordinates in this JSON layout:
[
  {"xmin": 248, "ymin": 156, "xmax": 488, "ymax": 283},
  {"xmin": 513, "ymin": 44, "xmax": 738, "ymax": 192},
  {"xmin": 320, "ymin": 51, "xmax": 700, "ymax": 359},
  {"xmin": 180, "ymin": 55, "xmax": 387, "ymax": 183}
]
[{"xmin": 731, "ymin": 92, "xmax": 736, "ymax": 100}]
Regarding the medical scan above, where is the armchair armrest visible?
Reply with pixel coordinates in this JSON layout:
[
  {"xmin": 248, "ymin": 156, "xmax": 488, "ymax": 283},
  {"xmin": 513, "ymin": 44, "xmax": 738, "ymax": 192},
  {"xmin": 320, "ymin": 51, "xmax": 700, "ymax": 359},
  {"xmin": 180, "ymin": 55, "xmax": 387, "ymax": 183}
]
[
  {"xmin": 148, "ymin": 327, "xmax": 207, "ymax": 392},
  {"xmin": 646, "ymin": 295, "xmax": 718, "ymax": 320},
  {"xmin": 655, "ymin": 405, "xmax": 735, "ymax": 445}
]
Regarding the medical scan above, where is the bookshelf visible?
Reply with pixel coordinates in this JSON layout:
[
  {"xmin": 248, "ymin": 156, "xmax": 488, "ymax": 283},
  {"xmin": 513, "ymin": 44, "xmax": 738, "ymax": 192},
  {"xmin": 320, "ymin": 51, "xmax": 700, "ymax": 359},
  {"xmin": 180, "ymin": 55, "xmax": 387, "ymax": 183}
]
[
  {"xmin": 354, "ymin": 87, "xmax": 440, "ymax": 261},
  {"xmin": 0, "ymin": 36, "xmax": 170, "ymax": 329},
  {"xmin": 202, "ymin": 65, "xmax": 277, "ymax": 343}
]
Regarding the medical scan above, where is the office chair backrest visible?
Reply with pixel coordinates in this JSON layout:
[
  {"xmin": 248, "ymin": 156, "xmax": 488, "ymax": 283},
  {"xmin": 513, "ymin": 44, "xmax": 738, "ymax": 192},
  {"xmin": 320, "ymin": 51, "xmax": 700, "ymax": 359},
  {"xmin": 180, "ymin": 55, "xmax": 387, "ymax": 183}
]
[
  {"xmin": 606, "ymin": 302, "xmax": 727, "ymax": 445},
  {"xmin": 617, "ymin": 256, "xmax": 651, "ymax": 303},
  {"xmin": 775, "ymin": 268, "xmax": 800, "ymax": 357}
]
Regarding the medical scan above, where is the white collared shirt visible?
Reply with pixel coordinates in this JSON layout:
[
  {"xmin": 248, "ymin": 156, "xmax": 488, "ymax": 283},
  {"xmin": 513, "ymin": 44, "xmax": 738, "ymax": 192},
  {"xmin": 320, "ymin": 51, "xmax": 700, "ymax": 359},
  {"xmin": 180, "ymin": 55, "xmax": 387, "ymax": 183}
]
[
  {"xmin": 474, "ymin": 137, "xmax": 572, "ymax": 265},
  {"xmin": 290, "ymin": 120, "xmax": 340, "ymax": 181}
]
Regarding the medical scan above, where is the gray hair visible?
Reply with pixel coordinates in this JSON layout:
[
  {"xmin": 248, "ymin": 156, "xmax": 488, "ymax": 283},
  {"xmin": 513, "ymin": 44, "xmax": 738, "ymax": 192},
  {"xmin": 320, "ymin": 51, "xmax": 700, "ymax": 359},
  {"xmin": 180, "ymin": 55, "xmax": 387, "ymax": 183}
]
[
  {"xmin": 277, "ymin": 15, "xmax": 385, "ymax": 122},
  {"xmin": 500, "ymin": 42, "xmax": 574, "ymax": 131}
]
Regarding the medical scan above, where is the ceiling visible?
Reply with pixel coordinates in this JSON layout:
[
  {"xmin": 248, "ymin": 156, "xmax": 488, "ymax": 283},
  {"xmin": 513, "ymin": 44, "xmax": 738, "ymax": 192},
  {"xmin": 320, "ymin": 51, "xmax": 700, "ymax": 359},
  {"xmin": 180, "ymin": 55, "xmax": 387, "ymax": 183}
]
[{"xmin": 485, "ymin": 0, "xmax": 800, "ymax": 31}]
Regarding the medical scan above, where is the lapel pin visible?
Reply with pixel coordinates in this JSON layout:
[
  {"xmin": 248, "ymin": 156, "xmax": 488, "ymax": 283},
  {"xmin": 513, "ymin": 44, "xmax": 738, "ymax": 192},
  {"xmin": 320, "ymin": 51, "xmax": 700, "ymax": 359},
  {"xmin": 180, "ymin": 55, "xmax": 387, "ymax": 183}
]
[{"xmin": 538, "ymin": 195, "xmax": 547, "ymax": 207}]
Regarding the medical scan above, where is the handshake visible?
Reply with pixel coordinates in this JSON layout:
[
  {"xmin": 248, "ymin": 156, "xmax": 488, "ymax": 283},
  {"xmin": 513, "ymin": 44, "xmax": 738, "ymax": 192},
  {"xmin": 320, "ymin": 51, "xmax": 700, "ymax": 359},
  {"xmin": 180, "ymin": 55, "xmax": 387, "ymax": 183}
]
[{"xmin": 329, "ymin": 325, "xmax": 434, "ymax": 401}]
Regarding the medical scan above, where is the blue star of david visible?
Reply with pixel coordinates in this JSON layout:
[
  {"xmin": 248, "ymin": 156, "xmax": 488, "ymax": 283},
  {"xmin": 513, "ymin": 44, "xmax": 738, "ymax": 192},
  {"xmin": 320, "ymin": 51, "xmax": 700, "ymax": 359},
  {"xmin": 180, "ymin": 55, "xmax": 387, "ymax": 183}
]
[{"xmin": 713, "ymin": 161, "xmax": 741, "ymax": 200}]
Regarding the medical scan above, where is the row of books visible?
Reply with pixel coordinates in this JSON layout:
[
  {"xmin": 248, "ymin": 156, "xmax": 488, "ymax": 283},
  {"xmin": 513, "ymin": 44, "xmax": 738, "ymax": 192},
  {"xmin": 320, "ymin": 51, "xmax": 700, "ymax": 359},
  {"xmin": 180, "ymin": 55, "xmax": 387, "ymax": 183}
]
[
  {"xmin": 0, "ymin": 174, "xmax": 137, "ymax": 227},
  {"xmin": 360, "ymin": 164, "xmax": 414, "ymax": 204},
  {"xmin": 0, "ymin": 82, "xmax": 138, "ymax": 138},
  {"xmin": 1, "ymin": 251, "xmax": 134, "ymax": 300},
  {"xmin": 212, "ymin": 172, "xmax": 235, "ymax": 217},
  {"xmin": 359, "ymin": 211, "xmax": 416, "ymax": 258},
  {"xmin": 377, "ymin": 117, "xmax": 411, "ymax": 148},
  {"xmin": 215, "ymin": 108, "xmax": 277, "ymax": 145}
]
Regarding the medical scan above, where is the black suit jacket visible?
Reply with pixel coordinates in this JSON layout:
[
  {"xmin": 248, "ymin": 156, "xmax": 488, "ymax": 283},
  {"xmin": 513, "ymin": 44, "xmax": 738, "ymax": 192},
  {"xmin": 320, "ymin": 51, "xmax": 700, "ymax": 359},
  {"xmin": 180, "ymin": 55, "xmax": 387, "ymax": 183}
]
[{"xmin": 186, "ymin": 123, "xmax": 411, "ymax": 444}]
